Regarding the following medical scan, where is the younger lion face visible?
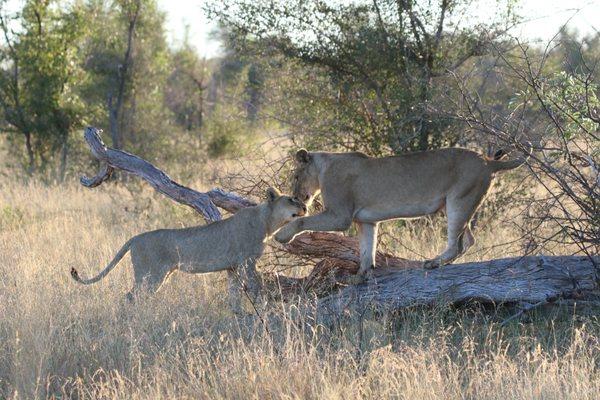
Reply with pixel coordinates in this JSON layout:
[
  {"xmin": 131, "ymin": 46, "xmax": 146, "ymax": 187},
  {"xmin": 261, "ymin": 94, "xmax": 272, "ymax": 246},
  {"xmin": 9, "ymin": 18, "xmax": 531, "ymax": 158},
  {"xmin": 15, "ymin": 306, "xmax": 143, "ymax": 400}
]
[
  {"xmin": 266, "ymin": 187, "xmax": 307, "ymax": 226},
  {"xmin": 291, "ymin": 149, "xmax": 320, "ymax": 206}
]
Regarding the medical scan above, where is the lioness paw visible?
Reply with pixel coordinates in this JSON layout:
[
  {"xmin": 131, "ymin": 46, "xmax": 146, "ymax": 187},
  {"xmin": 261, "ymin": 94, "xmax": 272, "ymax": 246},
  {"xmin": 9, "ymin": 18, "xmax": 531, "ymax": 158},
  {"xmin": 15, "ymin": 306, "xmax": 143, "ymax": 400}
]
[{"xmin": 274, "ymin": 229, "xmax": 294, "ymax": 243}]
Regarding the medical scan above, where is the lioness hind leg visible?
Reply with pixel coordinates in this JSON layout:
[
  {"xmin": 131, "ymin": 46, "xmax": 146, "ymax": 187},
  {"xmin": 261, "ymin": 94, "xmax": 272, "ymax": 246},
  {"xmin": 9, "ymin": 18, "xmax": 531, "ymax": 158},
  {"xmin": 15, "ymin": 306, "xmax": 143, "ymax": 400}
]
[
  {"xmin": 357, "ymin": 222, "xmax": 378, "ymax": 276},
  {"xmin": 459, "ymin": 224, "xmax": 475, "ymax": 255},
  {"xmin": 424, "ymin": 185, "xmax": 487, "ymax": 269},
  {"xmin": 126, "ymin": 271, "xmax": 171, "ymax": 302}
]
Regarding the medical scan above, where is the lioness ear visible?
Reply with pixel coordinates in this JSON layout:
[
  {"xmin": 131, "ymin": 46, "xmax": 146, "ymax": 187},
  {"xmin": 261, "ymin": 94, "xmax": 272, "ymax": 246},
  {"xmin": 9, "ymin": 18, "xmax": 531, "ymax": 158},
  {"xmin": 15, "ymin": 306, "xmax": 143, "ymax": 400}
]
[
  {"xmin": 266, "ymin": 187, "xmax": 280, "ymax": 203},
  {"xmin": 295, "ymin": 149, "xmax": 311, "ymax": 164}
]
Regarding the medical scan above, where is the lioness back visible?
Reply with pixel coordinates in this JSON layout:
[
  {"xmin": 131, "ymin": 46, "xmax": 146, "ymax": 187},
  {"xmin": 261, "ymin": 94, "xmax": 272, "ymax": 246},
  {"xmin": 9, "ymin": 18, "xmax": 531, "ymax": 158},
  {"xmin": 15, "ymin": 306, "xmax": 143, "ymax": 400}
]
[{"xmin": 322, "ymin": 148, "xmax": 489, "ymax": 206}]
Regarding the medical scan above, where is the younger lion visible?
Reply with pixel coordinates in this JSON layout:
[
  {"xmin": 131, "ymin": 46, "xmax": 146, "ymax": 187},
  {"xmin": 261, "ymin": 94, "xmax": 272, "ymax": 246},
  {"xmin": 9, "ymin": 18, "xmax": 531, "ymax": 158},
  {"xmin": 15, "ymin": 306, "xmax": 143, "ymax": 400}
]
[{"xmin": 71, "ymin": 187, "xmax": 306, "ymax": 313}]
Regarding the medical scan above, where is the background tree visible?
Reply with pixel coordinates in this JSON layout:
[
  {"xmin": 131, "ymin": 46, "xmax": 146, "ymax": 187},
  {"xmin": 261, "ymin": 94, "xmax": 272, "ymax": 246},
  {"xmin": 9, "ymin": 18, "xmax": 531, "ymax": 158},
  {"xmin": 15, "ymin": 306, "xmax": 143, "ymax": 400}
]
[
  {"xmin": 79, "ymin": 0, "xmax": 172, "ymax": 157},
  {"xmin": 451, "ymin": 36, "xmax": 600, "ymax": 258},
  {"xmin": 207, "ymin": 0, "xmax": 519, "ymax": 154},
  {"xmin": 165, "ymin": 29, "xmax": 208, "ymax": 133},
  {"xmin": 0, "ymin": 0, "xmax": 86, "ymax": 175}
]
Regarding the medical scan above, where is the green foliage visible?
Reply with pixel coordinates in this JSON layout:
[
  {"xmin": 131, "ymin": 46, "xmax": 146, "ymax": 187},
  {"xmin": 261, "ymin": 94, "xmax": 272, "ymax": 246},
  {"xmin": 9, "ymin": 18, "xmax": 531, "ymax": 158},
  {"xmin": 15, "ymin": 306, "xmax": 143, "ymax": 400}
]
[
  {"xmin": 0, "ymin": 204, "xmax": 24, "ymax": 230},
  {"xmin": 205, "ymin": 104, "xmax": 255, "ymax": 158},
  {"xmin": 208, "ymin": 0, "xmax": 520, "ymax": 155},
  {"xmin": 79, "ymin": 0, "xmax": 173, "ymax": 155},
  {"xmin": 544, "ymin": 71, "xmax": 600, "ymax": 144},
  {"xmin": 0, "ymin": 0, "xmax": 87, "ymax": 170},
  {"xmin": 165, "ymin": 35, "xmax": 208, "ymax": 132}
]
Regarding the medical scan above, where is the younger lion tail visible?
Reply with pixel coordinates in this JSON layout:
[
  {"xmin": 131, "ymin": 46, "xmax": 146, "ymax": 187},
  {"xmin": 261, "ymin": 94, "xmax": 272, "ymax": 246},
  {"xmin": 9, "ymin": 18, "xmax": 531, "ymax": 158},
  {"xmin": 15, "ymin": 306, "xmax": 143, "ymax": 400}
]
[
  {"xmin": 487, "ymin": 143, "xmax": 533, "ymax": 172},
  {"xmin": 71, "ymin": 238, "xmax": 134, "ymax": 285}
]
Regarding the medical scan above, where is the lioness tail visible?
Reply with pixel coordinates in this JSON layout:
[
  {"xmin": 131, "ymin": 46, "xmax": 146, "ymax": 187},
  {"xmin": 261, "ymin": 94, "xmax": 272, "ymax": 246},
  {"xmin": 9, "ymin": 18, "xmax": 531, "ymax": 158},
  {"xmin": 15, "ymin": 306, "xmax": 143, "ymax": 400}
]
[
  {"xmin": 71, "ymin": 238, "xmax": 134, "ymax": 285},
  {"xmin": 487, "ymin": 144, "xmax": 533, "ymax": 172}
]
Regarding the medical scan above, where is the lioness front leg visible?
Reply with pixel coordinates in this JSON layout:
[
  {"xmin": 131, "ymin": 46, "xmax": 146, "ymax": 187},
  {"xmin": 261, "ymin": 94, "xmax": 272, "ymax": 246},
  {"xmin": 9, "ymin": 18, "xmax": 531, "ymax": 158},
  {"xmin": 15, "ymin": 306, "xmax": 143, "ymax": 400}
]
[
  {"xmin": 228, "ymin": 260, "xmax": 262, "ymax": 315},
  {"xmin": 357, "ymin": 222, "xmax": 378, "ymax": 275},
  {"xmin": 346, "ymin": 222, "xmax": 379, "ymax": 285},
  {"xmin": 274, "ymin": 211, "xmax": 352, "ymax": 243}
]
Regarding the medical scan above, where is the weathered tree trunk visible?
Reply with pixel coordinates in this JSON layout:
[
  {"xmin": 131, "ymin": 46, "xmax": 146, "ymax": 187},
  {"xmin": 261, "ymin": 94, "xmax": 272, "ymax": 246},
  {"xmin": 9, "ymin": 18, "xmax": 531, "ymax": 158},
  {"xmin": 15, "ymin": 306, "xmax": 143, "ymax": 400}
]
[
  {"xmin": 316, "ymin": 255, "xmax": 599, "ymax": 315},
  {"xmin": 80, "ymin": 127, "xmax": 599, "ymax": 309},
  {"xmin": 59, "ymin": 135, "xmax": 69, "ymax": 182}
]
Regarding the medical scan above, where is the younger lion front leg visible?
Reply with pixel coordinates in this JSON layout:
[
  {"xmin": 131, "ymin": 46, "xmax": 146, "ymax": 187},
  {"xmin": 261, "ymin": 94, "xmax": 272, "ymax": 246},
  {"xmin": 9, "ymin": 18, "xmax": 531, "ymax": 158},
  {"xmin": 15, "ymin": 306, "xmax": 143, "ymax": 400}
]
[
  {"xmin": 227, "ymin": 269, "xmax": 243, "ymax": 315},
  {"xmin": 241, "ymin": 259, "xmax": 262, "ymax": 306}
]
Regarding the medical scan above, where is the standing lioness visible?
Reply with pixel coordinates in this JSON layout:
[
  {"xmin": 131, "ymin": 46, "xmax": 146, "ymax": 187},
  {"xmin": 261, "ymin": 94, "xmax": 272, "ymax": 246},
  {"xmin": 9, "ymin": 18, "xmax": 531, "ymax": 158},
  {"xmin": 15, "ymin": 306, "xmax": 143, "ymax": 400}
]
[
  {"xmin": 275, "ymin": 147, "xmax": 530, "ymax": 276},
  {"xmin": 72, "ymin": 187, "xmax": 306, "ymax": 312}
]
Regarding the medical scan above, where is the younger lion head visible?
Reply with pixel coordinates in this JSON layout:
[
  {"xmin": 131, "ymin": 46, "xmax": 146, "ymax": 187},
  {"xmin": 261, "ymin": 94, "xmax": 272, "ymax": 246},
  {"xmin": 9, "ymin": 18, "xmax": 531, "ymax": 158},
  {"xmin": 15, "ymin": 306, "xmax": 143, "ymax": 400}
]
[
  {"xmin": 266, "ymin": 187, "xmax": 307, "ymax": 228},
  {"xmin": 291, "ymin": 149, "xmax": 320, "ymax": 206}
]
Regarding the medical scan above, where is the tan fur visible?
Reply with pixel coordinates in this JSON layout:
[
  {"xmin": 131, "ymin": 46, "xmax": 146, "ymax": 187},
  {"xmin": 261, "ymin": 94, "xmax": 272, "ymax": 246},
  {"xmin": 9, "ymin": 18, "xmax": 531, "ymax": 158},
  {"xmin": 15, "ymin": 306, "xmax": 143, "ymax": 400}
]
[
  {"xmin": 71, "ymin": 188, "xmax": 306, "ymax": 313},
  {"xmin": 276, "ymin": 147, "xmax": 530, "ymax": 276}
]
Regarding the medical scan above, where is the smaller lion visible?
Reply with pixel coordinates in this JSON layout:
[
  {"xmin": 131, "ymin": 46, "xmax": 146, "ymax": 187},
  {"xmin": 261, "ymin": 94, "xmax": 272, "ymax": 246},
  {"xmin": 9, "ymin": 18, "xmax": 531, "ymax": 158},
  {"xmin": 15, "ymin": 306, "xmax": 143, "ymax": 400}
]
[{"xmin": 71, "ymin": 187, "xmax": 306, "ymax": 313}]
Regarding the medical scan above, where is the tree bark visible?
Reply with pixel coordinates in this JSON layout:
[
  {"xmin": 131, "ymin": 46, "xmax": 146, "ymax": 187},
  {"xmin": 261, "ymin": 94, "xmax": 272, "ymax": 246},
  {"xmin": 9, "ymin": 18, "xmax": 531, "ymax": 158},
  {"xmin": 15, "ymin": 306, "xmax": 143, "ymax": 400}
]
[
  {"xmin": 59, "ymin": 135, "xmax": 68, "ymax": 182},
  {"xmin": 80, "ymin": 127, "xmax": 599, "ymax": 308}
]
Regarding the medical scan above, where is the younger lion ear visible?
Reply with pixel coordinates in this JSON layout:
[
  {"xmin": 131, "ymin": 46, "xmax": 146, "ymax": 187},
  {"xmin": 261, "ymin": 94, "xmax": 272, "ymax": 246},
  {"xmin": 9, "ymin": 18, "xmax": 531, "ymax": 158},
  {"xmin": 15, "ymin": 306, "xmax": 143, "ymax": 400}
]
[
  {"xmin": 266, "ymin": 187, "xmax": 281, "ymax": 203},
  {"xmin": 295, "ymin": 149, "xmax": 311, "ymax": 164}
]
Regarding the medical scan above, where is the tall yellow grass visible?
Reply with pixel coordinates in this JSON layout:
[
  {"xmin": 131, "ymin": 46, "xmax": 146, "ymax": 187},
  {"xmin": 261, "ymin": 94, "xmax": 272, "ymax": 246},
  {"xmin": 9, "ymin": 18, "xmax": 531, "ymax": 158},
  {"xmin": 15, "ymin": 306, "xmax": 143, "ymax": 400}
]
[{"xmin": 1, "ymin": 177, "xmax": 598, "ymax": 399}]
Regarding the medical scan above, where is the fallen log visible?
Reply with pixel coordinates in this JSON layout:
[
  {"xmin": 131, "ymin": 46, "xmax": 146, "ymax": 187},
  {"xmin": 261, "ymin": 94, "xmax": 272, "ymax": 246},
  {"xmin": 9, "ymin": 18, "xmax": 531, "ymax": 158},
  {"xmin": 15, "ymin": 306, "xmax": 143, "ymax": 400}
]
[
  {"xmin": 80, "ymin": 127, "xmax": 599, "ymax": 307},
  {"xmin": 317, "ymin": 255, "xmax": 600, "ymax": 314}
]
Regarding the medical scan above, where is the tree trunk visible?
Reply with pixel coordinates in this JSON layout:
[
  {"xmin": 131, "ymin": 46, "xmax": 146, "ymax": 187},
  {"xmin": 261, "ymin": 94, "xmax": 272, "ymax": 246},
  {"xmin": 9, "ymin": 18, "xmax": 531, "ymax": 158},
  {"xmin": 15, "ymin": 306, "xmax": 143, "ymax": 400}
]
[
  {"xmin": 316, "ymin": 255, "xmax": 600, "ymax": 315},
  {"xmin": 79, "ymin": 127, "xmax": 600, "ymax": 309},
  {"xmin": 59, "ymin": 135, "xmax": 68, "ymax": 182},
  {"xmin": 24, "ymin": 131, "xmax": 35, "ymax": 173},
  {"xmin": 109, "ymin": 0, "xmax": 140, "ymax": 149}
]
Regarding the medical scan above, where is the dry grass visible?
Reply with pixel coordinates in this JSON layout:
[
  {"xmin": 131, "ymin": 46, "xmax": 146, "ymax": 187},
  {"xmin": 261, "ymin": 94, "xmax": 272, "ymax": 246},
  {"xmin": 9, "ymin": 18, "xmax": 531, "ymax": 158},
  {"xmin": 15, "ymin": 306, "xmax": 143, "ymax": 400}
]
[{"xmin": 1, "ymin": 176, "xmax": 599, "ymax": 399}]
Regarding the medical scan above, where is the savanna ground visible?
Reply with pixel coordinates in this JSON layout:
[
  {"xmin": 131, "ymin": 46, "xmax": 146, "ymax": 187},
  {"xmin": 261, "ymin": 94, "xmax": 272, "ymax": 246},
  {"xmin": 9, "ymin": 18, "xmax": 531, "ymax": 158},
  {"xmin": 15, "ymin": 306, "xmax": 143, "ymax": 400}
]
[{"xmin": 1, "ymin": 146, "xmax": 599, "ymax": 400}]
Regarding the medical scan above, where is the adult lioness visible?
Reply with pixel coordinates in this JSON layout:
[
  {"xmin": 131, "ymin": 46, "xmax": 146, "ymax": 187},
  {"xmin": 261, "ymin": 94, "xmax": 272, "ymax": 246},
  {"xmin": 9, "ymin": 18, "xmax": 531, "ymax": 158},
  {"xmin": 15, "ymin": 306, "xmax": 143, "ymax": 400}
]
[
  {"xmin": 71, "ymin": 187, "xmax": 306, "ymax": 313},
  {"xmin": 275, "ymin": 147, "xmax": 530, "ymax": 276}
]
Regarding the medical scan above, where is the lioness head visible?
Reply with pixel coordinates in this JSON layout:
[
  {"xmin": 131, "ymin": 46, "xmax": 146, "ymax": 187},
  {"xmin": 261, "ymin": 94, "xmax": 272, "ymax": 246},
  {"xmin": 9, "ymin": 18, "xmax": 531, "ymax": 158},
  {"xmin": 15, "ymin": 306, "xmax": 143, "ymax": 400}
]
[
  {"xmin": 266, "ymin": 186, "xmax": 307, "ymax": 226},
  {"xmin": 291, "ymin": 149, "xmax": 320, "ymax": 206}
]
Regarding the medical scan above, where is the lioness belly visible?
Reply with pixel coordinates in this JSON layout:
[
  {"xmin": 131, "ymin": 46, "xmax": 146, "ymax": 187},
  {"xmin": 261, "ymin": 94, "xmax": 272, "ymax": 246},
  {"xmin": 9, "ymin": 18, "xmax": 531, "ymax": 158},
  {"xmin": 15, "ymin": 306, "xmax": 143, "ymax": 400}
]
[{"xmin": 354, "ymin": 198, "xmax": 445, "ymax": 223}]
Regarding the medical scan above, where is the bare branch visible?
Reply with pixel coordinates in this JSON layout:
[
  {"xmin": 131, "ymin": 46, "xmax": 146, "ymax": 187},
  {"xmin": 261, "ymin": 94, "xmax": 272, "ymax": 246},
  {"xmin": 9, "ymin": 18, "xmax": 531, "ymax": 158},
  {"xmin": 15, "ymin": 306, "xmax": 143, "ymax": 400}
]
[{"xmin": 81, "ymin": 126, "xmax": 224, "ymax": 222}]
